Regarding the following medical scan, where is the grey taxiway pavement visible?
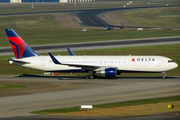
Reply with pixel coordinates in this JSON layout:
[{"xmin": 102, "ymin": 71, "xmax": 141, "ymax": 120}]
[
  {"xmin": 0, "ymin": 76, "xmax": 180, "ymax": 119},
  {"xmin": 0, "ymin": 4, "xmax": 180, "ymax": 120},
  {"xmin": 1, "ymin": 36, "xmax": 180, "ymax": 56},
  {"xmin": 1, "ymin": 5, "xmax": 180, "ymax": 56}
]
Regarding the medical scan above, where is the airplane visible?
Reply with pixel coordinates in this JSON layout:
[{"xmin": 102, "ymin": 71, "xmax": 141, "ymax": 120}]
[{"xmin": 5, "ymin": 28, "xmax": 178, "ymax": 79}]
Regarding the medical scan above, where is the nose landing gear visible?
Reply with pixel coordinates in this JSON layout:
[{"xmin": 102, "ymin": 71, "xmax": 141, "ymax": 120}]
[{"xmin": 162, "ymin": 71, "xmax": 166, "ymax": 79}]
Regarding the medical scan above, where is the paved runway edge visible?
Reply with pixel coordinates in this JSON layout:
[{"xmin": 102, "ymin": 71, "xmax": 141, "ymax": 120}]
[
  {"xmin": 0, "ymin": 36, "xmax": 180, "ymax": 56},
  {"xmin": 0, "ymin": 76, "xmax": 180, "ymax": 118}
]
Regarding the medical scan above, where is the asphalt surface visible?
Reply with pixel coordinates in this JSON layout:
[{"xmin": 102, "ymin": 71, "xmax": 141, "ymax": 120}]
[
  {"xmin": 0, "ymin": 76, "xmax": 180, "ymax": 119},
  {"xmin": 1, "ymin": 36, "xmax": 180, "ymax": 56},
  {"xmin": 0, "ymin": 5, "xmax": 179, "ymax": 28},
  {"xmin": 1, "ymin": 112, "xmax": 180, "ymax": 120},
  {"xmin": 75, "ymin": 5, "xmax": 180, "ymax": 28},
  {"xmin": 1, "ymin": 5, "xmax": 180, "ymax": 56},
  {"xmin": 0, "ymin": 4, "xmax": 180, "ymax": 120}
]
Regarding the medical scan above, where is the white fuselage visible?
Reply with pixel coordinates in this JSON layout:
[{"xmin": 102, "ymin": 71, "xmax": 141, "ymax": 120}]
[{"xmin": 9, "ymin": 55, "xmax": 178, "ymax": 73}]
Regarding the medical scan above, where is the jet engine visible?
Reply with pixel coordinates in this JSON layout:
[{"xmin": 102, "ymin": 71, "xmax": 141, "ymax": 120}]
[{"xmin": 96, "ymin": 68, "xmax": 117, "ymax": 77}]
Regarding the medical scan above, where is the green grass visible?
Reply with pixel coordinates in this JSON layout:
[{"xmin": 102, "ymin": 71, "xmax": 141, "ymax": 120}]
[
  {"xmin": 1, "ymin": 1, "xmax": 179, "ymax": 14},
  {"xmin": 0, "ymin": 12, "xmax": 180, "ymax": 47},
  {"xmin": 0, "ymin": 84, "xmax": 26, "ymax": 90},
  {"xmin": 31, "ymin": 95, "xmax": 180, "ymax": 114},
  {"xmin": 94, "ymin": 95, "xmax": 180, "ymax": 108},
  {"xmin": 122, "ymin": 7, "xmax": 180, "ymax": 27},
  {"xmin": 31, "ymin": 107, "xmax": 85, "ymax": 115},
  {"xmin": 0, "ymin": 55, "xmax": 43, "ymax": 75},
  {"xmin": 0, "ymin": 5, "xmax": 179, "ymax": 76},
  {"xmin": 0, "ymin": 15, "xmax": 179, "ymax": 47},
  {"xmin": 0, "ymin": 44, "xmax": 180, "ymax": 76}
]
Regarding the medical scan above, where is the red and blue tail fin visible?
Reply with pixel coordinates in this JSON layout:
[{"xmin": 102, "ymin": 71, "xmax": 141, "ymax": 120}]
[{"xmin": 5, "ymin": 29, "xmax": 39, "ymax": 59}]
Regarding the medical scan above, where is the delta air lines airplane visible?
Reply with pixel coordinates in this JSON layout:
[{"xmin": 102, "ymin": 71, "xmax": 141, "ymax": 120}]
[{"xmin": 5, "ymin": 29, "xmax": 178, "ymax": 79}]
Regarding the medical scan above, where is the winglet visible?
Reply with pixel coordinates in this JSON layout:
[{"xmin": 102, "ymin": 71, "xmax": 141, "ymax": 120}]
[
  {"xmin": 48, "ymin": 52, "xmax": 61, "ymax": 64},
  {"xmin": 67, "ymin": 48, "xmax": 75, "ymax": 56}
]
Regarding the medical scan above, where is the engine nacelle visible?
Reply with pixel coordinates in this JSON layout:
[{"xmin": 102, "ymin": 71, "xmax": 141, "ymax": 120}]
[{"xmin": 97, "ymin": 68, "xmax": 117, "ymax": 77}]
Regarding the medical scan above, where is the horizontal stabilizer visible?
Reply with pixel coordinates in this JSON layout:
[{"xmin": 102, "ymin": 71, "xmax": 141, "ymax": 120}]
[{"xmin": 8, "ymin": 59, "xmax": 31, "ymax": 64}]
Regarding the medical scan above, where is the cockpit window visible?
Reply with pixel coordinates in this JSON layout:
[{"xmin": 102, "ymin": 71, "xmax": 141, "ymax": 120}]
[{"xmin": 168, "ymin": 60, "xmax": 174, "ymax": 63}]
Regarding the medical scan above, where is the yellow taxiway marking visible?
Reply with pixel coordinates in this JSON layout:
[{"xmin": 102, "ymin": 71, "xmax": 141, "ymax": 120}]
[
  {"xmin": 61, "ymin": 83, "xmax": 66, "ymax": 87},
  {"xmin": 86, "ymin": 14, "xmax": 95, "ymax": 24},
  {"xmin": 67, "ymin": 14, "xmax": 77, "ymax": 27}
]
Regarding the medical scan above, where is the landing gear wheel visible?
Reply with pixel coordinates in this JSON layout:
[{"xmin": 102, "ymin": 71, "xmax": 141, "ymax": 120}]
[
  {"xmin": 162, "ymin": 71, "xmax": 166, "ymax": 79},
  {"xmin": 90, "ymin": 75, "xmax": 94, "ymax": 79},
  {"xmin": 85, "ymin": 75, "xmax": 95, "ymax": 79},
  {"xmin": 86, "ymin": 71, "xmax": 97, "ymax": 79},
  {"xmin": 86, "ymin": 75, "xmax": 90, "ymax": 79}
]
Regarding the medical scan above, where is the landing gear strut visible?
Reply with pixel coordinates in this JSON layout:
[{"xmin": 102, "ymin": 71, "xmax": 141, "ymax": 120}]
[
  {"xmin": 86, "ymin": 71, "xmax": 97, "ymax": 79},
  {"xmin": 162, "ymin": 71, "xmax": 166, "ymax": 79}
]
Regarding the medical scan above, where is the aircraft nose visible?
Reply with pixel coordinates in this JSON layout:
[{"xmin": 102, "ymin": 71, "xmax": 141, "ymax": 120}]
[
  {"xmin": 169, "ymin": 62, "xmax": 178, "ymax": 69},
  {"xmin": 175, "ymin": 62, "xmax": 178, "ymax": 68}
]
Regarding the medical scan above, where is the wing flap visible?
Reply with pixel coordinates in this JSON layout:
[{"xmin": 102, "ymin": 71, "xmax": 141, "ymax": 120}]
[{"xmin": 48, "ymin": 52, "xmax": 106, "ymax": 69}]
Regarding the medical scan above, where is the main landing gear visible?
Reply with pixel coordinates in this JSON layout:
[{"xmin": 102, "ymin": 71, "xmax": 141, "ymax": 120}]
[
  {"xmin": 86, "ymin": 75, "xmax": 94, "ymax": 79},
  {"xmin": 162, "ymin": 71, "xmax": 166, "ymax": 79},
  {"xmin": 86, "ymin": 71, "xmax": 97, "ymax": 79}
]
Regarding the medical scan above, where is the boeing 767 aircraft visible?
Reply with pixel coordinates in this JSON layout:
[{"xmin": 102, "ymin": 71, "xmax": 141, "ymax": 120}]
[{"xmin": 5, "ymin": 29, "xmax": 178, "ymax": 79}]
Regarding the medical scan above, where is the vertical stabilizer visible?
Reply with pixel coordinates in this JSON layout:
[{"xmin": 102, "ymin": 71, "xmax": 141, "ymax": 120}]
[{"xmin": 5, "ymin": 29, "xmax": 38, "ymax": 59}]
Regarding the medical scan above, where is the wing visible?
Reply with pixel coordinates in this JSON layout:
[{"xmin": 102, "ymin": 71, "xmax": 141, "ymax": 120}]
[{"xmin": 48, "ymin": 52, "xmax": 114, "ymax": 71}]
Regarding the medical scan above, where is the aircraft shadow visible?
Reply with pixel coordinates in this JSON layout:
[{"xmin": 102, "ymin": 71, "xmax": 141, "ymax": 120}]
[
  {"xmin": 17, "ymin": 74, "xmax": 179, "ymax": 80},
  {"xmin": 18, "ymin": 74, "xmax": 84, "ymax": 79}
]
